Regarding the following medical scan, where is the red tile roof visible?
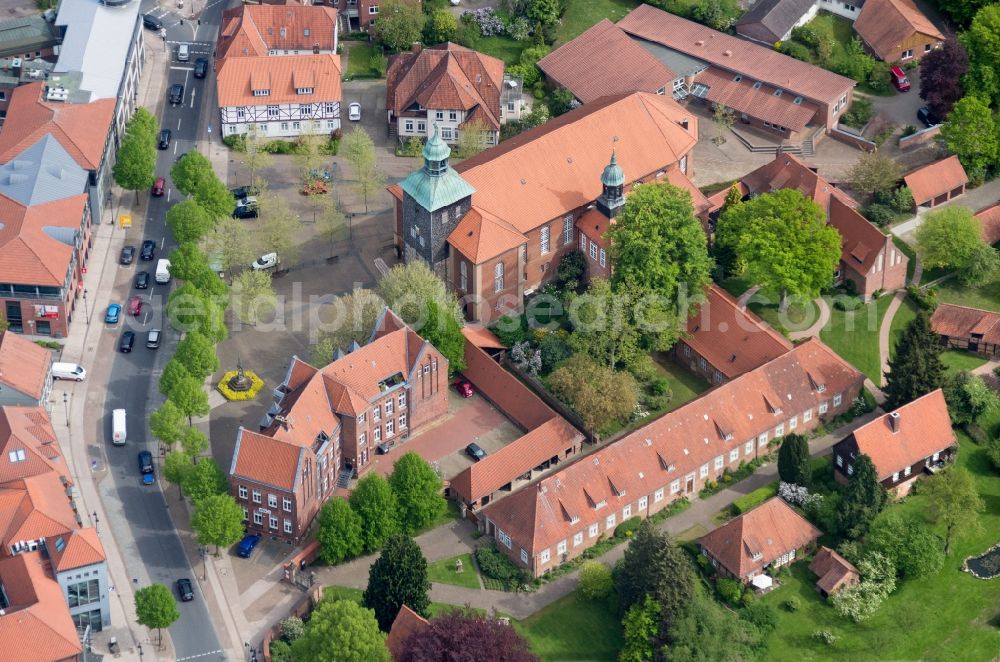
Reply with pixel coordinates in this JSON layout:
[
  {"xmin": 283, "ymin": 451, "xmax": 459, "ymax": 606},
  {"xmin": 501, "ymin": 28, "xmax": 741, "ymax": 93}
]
[
  {"xmin": 829, "ymin": 195, "xmax": 894, "ymax": 274},
  {"xmin": 231, "ymin": 428, "xmax": 304, "ymax": 491},
  {"xmin": 699, "ymin": 497, "xmax": 821, "ymax": 578},
  {"xmin": 0, "ymin": 193, "xmax": 88, "ymax": 287},
  {"xmin": 809, "ymin": 545, "xmax": 859, "ymax": 595},
  {"xmin": 0, "ymin": 406, "xmax": 67, "ymax": 485},
  {"xmin": 0, "ymin": 82, "xmax": 115, "ymax": 170},
  {"xmin": 459, "ymin": 325, "xmax": 506, "ymax": 351},
  {"xmin": 454, "ymin": 92, "xmax": 697, "ymax": 236},
  {"xmin": 843, "ymin": 389, "xmax": 955, "ymax": 480},
  {"xmin": 618, "ymin": 4, "xmax": 854, "ymax": 106},
  {"xmin": 682, "ymin": 285, "xmax": 793, "ymax": 379},
  {"xmin": 0, "ymin": 552, "xmax": 82, "ymax": 662},
  {"xmin": 904, "ymin": 155, "xmax": 968, "ymax": 205},
  {"xmin": 48, "ymin": 526, "xmax": 105, "ymax": 572},
  {"xmin": 975, "ymin": 202, "xmax": 1000, "ymax": 246},
  {"xmin": 0, "ymin": 473, "xmax": 78, "ymax": 550},
  {"xmin": 387, "ymin": 43, "xmax": 504, "ymax": 130},
  {"xmin": 538, "ymin": 19, "xmax": 676, "ymax": 104},
  {"xmin": 461, "ymin": 335, "xmax": 554, "ymax": 430},
  {"xmin": 216, "ymin": 54, "xmax": 341, "ymax": 107},
  {"xmin": 0, "ymin": 332, "xmax": 51, "ymax": 401},
  {"xmin": 854, "ymin": 0, "xmax": 944, "ymax": 61},
  {"xmin": 386, "ymin": 604, "xmax": 429, "ymax": 660},
  {"xmin": 217, "ymin": 5, "xmax": 339, "ymax": 60},
  {"xmin": 448, "ymin": 207, "xmax": 526, "ymax": 264},
  {"xmin": 696, "ymin": 67, "xmax": 819, "ymax": 133},
  {"xmin": 484, "ymin": 338, "xmax": 861, "ymax": 553},
  {"xmin": 931, "ymin": 303, "xmax": 1000, "ymax": 349}
]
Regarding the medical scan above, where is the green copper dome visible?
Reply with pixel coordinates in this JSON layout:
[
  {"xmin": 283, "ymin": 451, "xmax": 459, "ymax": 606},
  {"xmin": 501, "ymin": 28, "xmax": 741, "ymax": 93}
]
[
  {"xmin": 601, "ymin": 149, "xmax": 625, "ymax": 187},
  {"xmin": 423, "ymin": 125, "xmax": 452, "ymax": 163}
]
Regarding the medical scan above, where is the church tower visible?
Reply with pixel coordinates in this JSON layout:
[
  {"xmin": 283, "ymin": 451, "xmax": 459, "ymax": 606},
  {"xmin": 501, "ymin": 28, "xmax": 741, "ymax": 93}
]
[
  {"xmin": 596, "ymin": 149, "xmax": 625, "ymax": 218},
  {"xmin": 398, "ymin": 126, "xmax": 475, "ymax": 280}
]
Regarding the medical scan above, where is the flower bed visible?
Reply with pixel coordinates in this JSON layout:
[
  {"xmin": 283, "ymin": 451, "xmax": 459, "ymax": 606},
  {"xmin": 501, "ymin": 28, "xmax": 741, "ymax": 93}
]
[{"xmin": 216, "ymin": 370, "xmax": 265, "ymax": 401}]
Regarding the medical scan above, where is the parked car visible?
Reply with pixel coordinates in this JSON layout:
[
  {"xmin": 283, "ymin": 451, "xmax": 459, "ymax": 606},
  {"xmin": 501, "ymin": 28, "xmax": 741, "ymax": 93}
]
[
  {"xmin": 236, "ymin": 533, "xmax": 261, "ymax": 558},
  {"xmin": 889, "ymin": 65, "xmax": 910, "ymax": 92},
  {"xmin": 128, "ymin": 296, "xmax": 143, "ymax": 316},
  {"xmin": 135, "ymin": 271, "xmax": 150, "ymax": 289},
  {"xmin": 169, "ymin": 83, "xmax": 184, "ymax": 105},
  {"xmin": 251, "ymin": 252, "xmax": 279, "ymax": 270},
  {"xmin": 105, "ymin": 304, "xmax": 121, "ymax": 324},
  {"xmin": 465, "ymin": 442, "xmax": 487, "ymax": 462},
  {"xmin": 158, "ymin": 129, "xmax": 171, "ymax": 149},
  {"xmin": 308, "ymin": 168, "xmax": 332, "ymax": 183},
  {"xmin": 142, "ymin": 13, "xmax": 163, "ymax": 30},
  {"xmin": 348, "ymin": 102, "xmax": 361, "ymax": 121},
  {"xmin": 230, "ymin": 185, "xmax": 259, "ymax": 199},
  {"xmin": 232, "ymin": 205, "xmax": 258, "ymax": 219},
  {"xmin": 119, "ymin": 331, "xmax": 135, "ymax": 353},
  {"xmin": 176, "ymin": 578, "xmax": 194, "ymax": 602},
  {"xmin": 193, "ymin": 58, "xmax": 208, "ymax": 79},
  {"xmin": 119, "ymin": 246, "xmax": 135, "ymax": 265},
  {"xmin": 146, "ymin": 329, "xmax": 161, "ymax": 349},
  {"xmin": 140, "ymin": 239, "xmax": 156, "ymax": 261},
  {"xmin": 151, "ymin": 177, "xmax": 165, "ymax": 196},
  {"xmin": 454, "ymin": 379, "xmax": 474, "ymax": 398},
  {"xmin": 917, "ymin": 106, "xmax": 940, "ymax": 128},
  {"xmin": 377, "ymin": 442, "xmax": 392, "ymax": 455},
  {"xmin": 138, "ymin": 450, "xmax": 154, "ymax": 485}
]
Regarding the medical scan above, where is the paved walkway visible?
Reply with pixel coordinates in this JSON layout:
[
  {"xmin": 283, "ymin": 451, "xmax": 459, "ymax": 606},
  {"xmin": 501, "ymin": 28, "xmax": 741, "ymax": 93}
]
[{"xmin": 789, "ymin": 296, "xmax": 831, "ymax": 341}]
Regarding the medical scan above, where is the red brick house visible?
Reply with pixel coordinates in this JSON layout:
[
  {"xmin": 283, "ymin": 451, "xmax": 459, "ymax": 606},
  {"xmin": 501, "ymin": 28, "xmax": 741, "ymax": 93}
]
[
  {"xmin": 699, "ymin": 497, "xmax": 821, "ymax": 584},
  {"xmin": 216, "ymin": 4, "xmax": 340, "ymax": 62},
  {"xmin": 930, "ymin": 304, "xmax": 1000, "ymax": 359},
  {"xmin": 735, "ymin": 154, "xmax": 908, "ymax": 300},
  {"xmin": 482, "ymin": 338, "xmax": 862, "ymax": 576},
  {"xmin": 832, "ymin": 389, "xmax": 956, "ymax": 496},
  {"xmin": 390, "ymin": 92, "xmax": 700, "ymax": 323},
  {"xmin": 229, "ymin": 308, "xmax": 449, "ymax": 542},
  {"xmin": 809, "ymin": 546, "xmax": 860, "ymax": 597},
  {"xmin": 853, "ymin": 0, "xmax": 944, "ymax": 63},
  {"xmin": 904, "ymin": 155, "xmax": 968, "ymax": 209}
]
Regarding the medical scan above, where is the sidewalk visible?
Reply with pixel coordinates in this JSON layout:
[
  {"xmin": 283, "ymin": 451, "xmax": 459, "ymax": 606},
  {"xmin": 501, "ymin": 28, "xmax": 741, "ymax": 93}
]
[{"xmin": 250, "ymin": 410, "xmax": 881, "ymax": 622}]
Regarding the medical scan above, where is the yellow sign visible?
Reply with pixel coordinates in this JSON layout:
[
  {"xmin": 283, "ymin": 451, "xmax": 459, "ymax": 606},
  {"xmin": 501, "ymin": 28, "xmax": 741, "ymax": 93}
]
[{"xmin": 119, "ymin": 214, "xmax": 132, "ymax": 228}]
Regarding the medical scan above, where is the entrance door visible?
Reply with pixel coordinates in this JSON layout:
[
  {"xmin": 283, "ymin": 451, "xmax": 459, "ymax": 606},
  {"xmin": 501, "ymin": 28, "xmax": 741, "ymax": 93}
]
[{"xmin": 686, "ymin": 477, "xmax": 695, "ymax": 493}]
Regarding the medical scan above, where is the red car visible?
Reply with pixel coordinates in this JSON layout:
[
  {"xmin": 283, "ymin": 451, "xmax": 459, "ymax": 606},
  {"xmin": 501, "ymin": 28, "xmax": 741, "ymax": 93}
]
[
  {"xmin": 890, "ymin": 65, "xmax": 910, "ymax": 92},
  {"xmin": 454, "ymin": 379, "xmax": 474, "ymax": 398},
  {"xmin": 128, "ymin": 295, "xmax": 143, "ymax": 316},
  {"xmin": 152, "ymin": 177, "xmax": 165, "ymax": 196}
]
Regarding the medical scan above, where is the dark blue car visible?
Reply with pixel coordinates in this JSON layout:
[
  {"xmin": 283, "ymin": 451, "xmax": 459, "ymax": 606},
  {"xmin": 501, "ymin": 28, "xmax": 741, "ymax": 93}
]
[
  {"xmin": 237, "ymin": 533, "xmax": 261, "ymax": 558},
  {"xmin": 138, "ymin": 450, "xmax": 154, "ymax": 485}
]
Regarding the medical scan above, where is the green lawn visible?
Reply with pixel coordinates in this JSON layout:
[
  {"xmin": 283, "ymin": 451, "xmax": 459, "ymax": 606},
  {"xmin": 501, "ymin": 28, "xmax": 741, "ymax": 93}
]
[
  {"xmin": 427, "ymin": 553, "xmax": 481, "ymax": 590},
  {"xmin": 940, "ymin": 349, "xmax": 988, "ymax": 376},
  {"xmin": 762, "ymin": 433, "xmax": 1000, "ymax": 661},
  {"xmin": 819, "ymin": 294, "xmax": 895, "ymax": 382},
  {"xmin": 323, "ymin": 585, "xmax": 483, "ymax": 619},
  {"xmin": 514, "ymin": 591, "xmax": 624, "ymax": 661},
  {"xmin": 716, "ymin": 280, "xmax": 818, "ymax": 335},
  {"xmin": 345, "ymin": 43, "xmax": 382, "ymax": 78},
  {"xmin": 933, "ymin": 275, "xmax": 1000, "ymax": 313},
  {"xmin": 455, "ymin": 28, "xmax": 526, "ymax": 65},
  {"xmin": 556, "ymin": 0, "xmax": 638, "ymax": 44},
  {"xmin": 651, "ymin": 356, "xmax": 712, "ymax": 412},
  {"xmin": 887, "ymin": 296, "xmax": 917, "ymax": 360}
]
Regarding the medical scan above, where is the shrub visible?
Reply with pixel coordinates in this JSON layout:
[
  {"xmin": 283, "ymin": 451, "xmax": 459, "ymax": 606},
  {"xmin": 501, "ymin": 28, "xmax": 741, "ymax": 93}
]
[
  {"xmin": 841, "ymin": 96, "xmax": 873, "ymax": 128},
  {"xmin": 216, "ymin": 370, "xmax": 265, "ymax": 401},
  {"xmin": 986, "ymin": 437, "xmax": 1000, "ymax": 472},
  {"xmin": 783, "ymin": 596, "xmax": 801, "ymax": 612},
  {"xmin": 279, "ymin": 616, "xmax": 304, "ymax": 642},
  {"xmin": 890, "ymin": 186, "xmax": 914, "ymax": 213},
  {"xmin": 269, "ymin": 639, "xmax": 292, "ymax": 662},
  {"xmin": 578, "ymin": 561, "xmax": 614, "ymax": 599},
  {"xmin": 833, "ymin": 296, "xmax": 863, "ymax": 312},
  {"xmin": 649, "ymin": 378, "xmax": 670, "ymax": 396},
  {"xmin": 742, "ymin": 601, "xmax": 778, "ymax": 634},
  {"xmin": 490, "ymin": 314, "xmax": 529, "ymax": 347},
  {"xmin": 900, "ymin": 125, "xmax": 917, "ymax": 139},
  {"xmin": 615, "ymin": 516, "xmax": 642, "ymax": 539},
  {"xmin": 697, "ymin": 553, "xmax": 711, "ymax": 573},
  {"xmin": 863, "ymin": 203, "xmax": 895, "ymax": 227},
  {"xmin": 716, "ymin": 577, "xmax": 743, "ymax": 605},
  {"xmin": 906, "ymin": 285, "xmax": 937, "ymax": 311},
  {"xmin": 398, "ymin": 136, "xmax": 423, "ymax": 157},
  {"xmin": 538, "ymin": 333, "xmax": 572, "ymax": 373},
  {"xmin": 732, "ymin": 483, "xmax": 778, "ymax": 514},
  {"xmin": 790, "ymin": 25, "xmax": 819, "ymax": 48},
  {"xmin": 222, "ymin": 133, "xmax": 246, "ymax": 152},
  {"xmin": 812, "ymin": 630, "xmax": 837, "ymax": 646},
  {"xmin": 475, "ymin": 544, "xmax": 528, "ymax": 590},
  {"xmin": 780, "ymin": 41, "xmax": 812, "ymax": 62}
]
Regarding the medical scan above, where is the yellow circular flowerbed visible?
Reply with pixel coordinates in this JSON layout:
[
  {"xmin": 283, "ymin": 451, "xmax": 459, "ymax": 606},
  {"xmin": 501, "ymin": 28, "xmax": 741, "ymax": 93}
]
[{"xmin": 216, "ymin": 370, "xmax": 265, "ymax": 401}]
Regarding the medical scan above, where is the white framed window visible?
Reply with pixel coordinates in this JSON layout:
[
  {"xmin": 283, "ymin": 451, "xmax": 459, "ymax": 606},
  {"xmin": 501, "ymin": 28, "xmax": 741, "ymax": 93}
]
[
  {"xmin": 268, "ymin": 494, "xmax": 278, "ymax": 508},
  {"xmin": 540, "ymin": 549, "xmax": 550, "ymax": 563},
  {"xmin": 580, "ymin": 233, "xmax": 587, "ymax": 251},
  {"xmin": 460, "ymin": 261, "xmax": 468, "ymax": 290},
  {"xmin": 901, "ymin": 49, "xmax": 913, "ymax": 59},
  {"xmin": 789, "ymin": 416, "xmax": 798, "ymax": 430},
  {"xmin": 253, "ymin": 511, "xmax": 263, "ymax": 525},
  {"xmin": 449, "ymin": 111, "xmax": 458, "ymax": 121},
  {"xmin": 497, "ymin": 529, "xmax": 511, "ymax": 548},
  {"xmin": 729, "ymin": 448, "xmax": 739, "ymax": 462},
  {"xmin": 441, "ymin": 127, "xmax": 453, "ymax": 140},
  {"xmin": 399, "ymin": 413, "xmax": 407, "ymax": 429},
  {"xmin": 714, "ymin": 456, "xmax": 724, "ymax": 470},
  {"xmin": 238, "ymin": 485, "xmax": 248, "ymax": 499},
  {"xmin": 836, "ymin": 454, "xmax": 843, "ymax": 467},
  {"xmin": 563, "ymin": 215, "xmax": 573, "ymax": 245},
  {"xmin": 679, "ymin": 154, "xmax": 688, "ymax": 174},
  {"xmin": 520, "ymin": 549, "xmax": 528, "ymax": 563},
  {"xmin": 557, "ymin": 540, "xmax": 567, "ymax": 554},
  {"xmin": 399, "ymin": 393, "xmax": 406, "ymax": 409},
  {"xmin": 267, "ymin": 105, "xmax": 279, "ymax": 118},
  {"xmin": 600, "ymin": 249, "xmax": 606, "ymax": 267},
  {"xmin": 374, "ymin": 427, "xmax": 382, "ymax": 442},
  {"xmin": 269, "ymin": 515, "xmax": 278, "ymax": 529},
  {"xmin": 803, "ymin": 408, "xmax": 812, "ymax": 422},
  {"xmin": 358, "ymin": 412, "xmax": 366, "ymax": 424},
  {"xmin": 368, "ymin": 4, "xmax": 378, "ymax": 13},
  {"xmin": 284, "ymin": 519, "xmax": 293, "ymax": 534},
  {"xmin": 588, "ymin": 523, "xmax": 599, "ymax": 538},
  {"xmin": 405, "ymin": 120, "xmax": 413, "ymax": 132},
  {"xmin": 280, "ymin": 122, "xmax": 289, "ymax": 131},
  {"xmin": 374, "ymin": 405, "xmax": 381, "ymax": 422},
  {"xmin": 699, "ymin": 464, "xmax": 709, "ymax": 479},
  {"xmin": 758, "ymin": 432, "xmax": 768, "ymax": 447},
  {"xmin": 904, "ymin": 465, "xmax": 911, "ymax": 476},
  {"xmin": 833, "ymin": 393, "xmax": 843, "ymax": 407},
  {"xmin": 670, "ymin": 479, "xmax": 680, "ymax": 494},
  {"xmin": 623, "ymin": 504, "xmax": 632, "ymax": 518},
  {"xmin": 386, "ymin": 420, "xmax": 395, "ymax": 437},
  {"xmin": 892, "ymin": 471, "xmax": 899, "ymax": 482},
  {"xmin": 573, "ymin": 532, "xmax": 583, "ymax": 546},
  {"xmin": 819, "ymin": 401, "xmax": 829, "ymax": 414},
  {"xmin": 494, "ymin": 262, "xmax": 504, "ymax": 293},
  {"xmin": 589, "ymin": 241, "xmax": 598, "ymax": 260},
  {"xmin": 847, "ymin": 464, "xmax": 854, "ymax": 476},
  {"xmin": 283, "ymin": 498, "xmax": 292, "ymax": 512},
  {"xmin": 359, "ymin": 432, "xmax": 367, "ymax": 446},
  {"xmin": 325, "ymin": 103, "xmax": 336, "ymax": 114},
  {"xmin": 540, "ymin": 226, "xmax": 550, "ymax": 254},
  {"xmin": 606, "ymin": 514, "xmax": 616, "ymax": 529},
  {"xmin": 299, "ymin": 104, "xmax": 312, "ymax": 116},
  {"xmin": 654, "ymin": 488, "xmax": 665, "ymax": 502},
  {"xmin": 386, "ymin": 400, "xmax": 394, "ymax": 415},
  {"xmin": 775, "ymin": 423, "xmax": 785, "ymax": 437},
  {"xmin": 745, "ymin": 440, "xmax": 754, "ymax": 455},
  {"xmin": 252, "ymin": 490, "xmax": 261, "ymax": 504},
  {"xmin": 243, "ymin": 508, "xmax": 249, "ymax": 521},
  {"xmin": 638, "ymin": 496, "xmax": 648, "ymax": 510}
]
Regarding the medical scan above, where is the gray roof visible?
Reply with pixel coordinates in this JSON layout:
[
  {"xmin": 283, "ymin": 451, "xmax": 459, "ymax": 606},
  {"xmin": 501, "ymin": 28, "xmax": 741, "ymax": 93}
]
[
  {"xmin": 53, "ymin": 0, "xmax": 139, "ymax": 101},
  {"xmin": 0, "ymin": 16, "xmax": 58, "ymax": 51},
  {"xmin": 0, "ymin": 135, "xmax": 88, "ymax": 206},
  {"xmin": 735, "ymin": 0, "xmax": 818, "ymax": 44},
  {"xmin": 631, "ymin": 37, "xmax": 708, "ymax": 79}
]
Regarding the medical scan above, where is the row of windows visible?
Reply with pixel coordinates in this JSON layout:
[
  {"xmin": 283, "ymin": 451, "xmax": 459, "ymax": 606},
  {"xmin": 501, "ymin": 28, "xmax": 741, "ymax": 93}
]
[
  {"xmin": 244, "ymin": 509, "xmax": 295, "ymax": 533},
  {"xmin": 357, "ymin": 393, "xmax": 407, "ymax": 424},
  {"xmin": 67, "ymin": 579, "xmax": 101, "ymax": 608},
  {"xmin": 359, "ymin": 413, "xmax": 407, "ymax": 445},
  {"xmin": 226, "ymin": 121, "xmax": 337, "ymax": 135},
  {"xmin": 236, "ymin": 103, "xmax": 338, "ymax": 119},
  {"xmin": 580, "ymin": 234, "xmax": 606, "ymax": 268},
  {"xmin": 238, "ymin": 486, "xmax": 294, "ymax": 511}
]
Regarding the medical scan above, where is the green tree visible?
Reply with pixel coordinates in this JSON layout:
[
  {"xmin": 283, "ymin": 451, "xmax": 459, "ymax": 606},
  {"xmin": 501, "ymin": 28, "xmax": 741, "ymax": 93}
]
[
  {"xmin": 923, "ymin": 465, "xmax": 985, "ymax": 554},
  {"xmin": 958, "ymin": 243, "xmax": 1000, "ymax": 286},
  {"xmin": 846, "ymin": 151, "xmax": 902, "ymax": 197},
  {"xmin": 578, "ymin": 561, "xmax": 613, "ymax": 600},
  {"xmin": 940, "ymin": 95, "xmax": 998, "ymax": 181},
  {"xmin": 316, "ymin": 497, "xmax": 364, "ymax": 564},
  {"xmin": 280, "ymin": 616, "xmax": 305, "ymax": 643},
  {"xmin": 614, "ymin": 521, "xmax": 695, "ymax": 625},
  {"xmin": 838, "ymin": 454, "xmax": 886, "ymax": 539},
  {"xmin": 341, "ymin": 126, "xmax": 387, "ymax": 213},
  {"xmin": 421, "ymin": 300, "xmax": 466, "ymax": 373},
  {"xmin": 167, "ymin": 371, "xmax": 210, "ymax": 425},
  {"xmin": 526, "ymin": 0, "xmax": 560, "ymax": 26},
  {"xmin": 716, "ymin": 188, "xmax": 841, "ymax": 311},
  {"xmin": 712, "ymin": 103, "xmax": 735, "ymax": 144},
  {"xmin": 292, "ymin": 127, "xmax": 328, "ymax": 186},
  {"xmin": 722, "ymin": 183, "xmax": 742, "ymax": 211},
  {"xmin": 170, "ymin": 151, "xmax": 234, "ymax": 221},
  {"xmin": 130, "ymin": 106, "xmax": 158, "ymax": 138},
  {"xmin": 363, "ymin": 534, "xmax": 431, "ymax": 631},
  {"xmin": 207, "ymin": 216, "xmax": 260, "ymax": 279},
  {"xmin": 777, "ymin": 433, "xmax": 811, "ymax": 486},
  {"xmin": 379, "ymin": 261, "xmax": 449, "ymax": 321},
  {"xmin": 167, "ymin": 243, "xmax": 211, "ymax": 283},
  {"xmin": 866, "ymin": 511, "xmax": 944, "ymax": 578},
  {"xmin": 389, "ymin": 452, "xmax": 445, "ymax": 534},
  {"xmin": 961, "ymin": 4, "xmax": 1000, "ymax": 106},
  {"xmin": 166, "ymin": 200, "xmax": 214, "ymax": 245},
  {"xmin": 454, "ymin": 118, "xmax": 491, "ymax": 159},
  {"xmin": 232, "ymin": 269, "xmax": 277, "ymax": 326},
  {"xmin": 292, "ymin": 599, "xmax": 390, "ymax": 662},
  {"xmin": 179, "ymin": 426, "xmax": 209, "ymax": 459},
  {"xmin": 182, "ymin": 458, "xmax": 229, "ymax": 504},
  {"xmin": 620, "ymin": 595, "xmax": 661, "ymax": 662},
  {"xmin": 159, "ymin": 358, "xmax": 192, "ymax": 398},
  {"xmin": 566, "ymin": 278, "xmax": 644, "ymax": 370},
  {"xmin": 191, "ymin": 494, "xmax": 246, "ymax": 554},
  {"xmin": 373, "ymin": 0, "xmax": 424, "ymax": 51},
  {"xmin": 423, "ymin": 8, "xmax": 457, "ymax": 44},
  {"xmin": 256, "ymin": 195, "xmax": 303, "ymax": 266},
  {"xmin": 313, "ymin": 289, "xmax": 387, "ymax": 365},
  {"xmin": 163, "ymin": 451, "xmax": 193, "ymax": 501},
  {"xmin": 315, "ymin": 193, "xmax": 346, "ymax": 258},
  {"xmin": 134, "ymin": 583, "xmax": 180, "ymax": 647},
  {"xmin": 884, "ymin": 309, "xmax": 946, "ymax": 410},
  {"xmin": 349, "ymin": 473, "xmax": 400, "ymax": 552},
  {"xmin": 175, "ymin": 331, "xmax": 220, "ymax": 380},
  {"xmin": 548, "ymin": 354, "xmax": 638, "ymax": 431},
  {"xmin": 241, "ymin": 123, "xmax": 273, "ymax": 186},
  {"xmin": 113, "ymin": 109, "xmax": 157, "ymax": 203},
  {"xmin": 149, "ymin": 400, "xmax": 185, "ymax": 447},
  {"xmin": 666, "ymin": 593, "xmax": 765, "ymax": 660},
  {"xmin": 198, "ymin": 298, "xmax": 229, "ymax": 344},
  {"xmin": 944, "ymin": 370, "xmax": 1000, "ymax": 426}
]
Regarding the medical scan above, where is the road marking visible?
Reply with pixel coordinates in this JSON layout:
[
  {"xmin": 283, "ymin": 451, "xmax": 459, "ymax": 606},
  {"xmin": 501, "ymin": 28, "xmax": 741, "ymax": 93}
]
[
  {"xmin": 189, "ymin": 87, "xmax": 197, "ymax": 109},
  {"xmin": 170, "ymin": 66, "xmax": 194, "ymax": 72},
  {"xmin": 177, "ymin": 117, "xmax": 182, "ymax": 130},
  {"xmin": 160, "ymin": 236, "xmax": 165, "ymax": 250},
  {"xmin": 176, "ymin": 650, "xmax": 224, "ymax": 661},
  {"xmin": 143, "ymin": 311, "xmax": 149, "ymax": 325},
  {"xmin": 167, "ymin": 188, "xmax": 172, "ymax": 202}
]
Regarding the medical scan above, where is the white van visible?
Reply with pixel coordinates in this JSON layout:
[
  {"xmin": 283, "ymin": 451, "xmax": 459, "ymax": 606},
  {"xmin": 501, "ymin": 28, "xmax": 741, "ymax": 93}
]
[
  {"xmin": 155, "ymin": 259, "xmax": 171, "ymax": 284},
  {"xmin": 111, "ymin": 409, "xmax": 127, "ymax": 445},
  {"xmin": 177, "ymin": 44, "xmax": 190, "ymax": 62},
  {"xmin": 52, "ymin": 362, "xmax": 86, "ymax": 381}
]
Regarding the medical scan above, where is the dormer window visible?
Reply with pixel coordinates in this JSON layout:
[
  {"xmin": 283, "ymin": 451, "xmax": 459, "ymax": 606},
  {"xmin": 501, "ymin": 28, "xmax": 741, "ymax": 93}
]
[
  {"xmin": 303, "ymin": 28, "xmax": 310, "ymax": 37},
  {"xmin": 793, "ymin": 96, "xmax": 803, "ymax": 105},
  {"xmin": 253, "ymin": 89, "xmax": 270, "ymax": 97},
  {"xmin": 733, "ymin": 75, "xmax": 742, "ymax": 82},
  {"xmin": 752, "ymin": 81, "xmax": 762, "ymax": 90},
  {"xmin": 594, "ymin": 500, "xmax": 607, "ymax": 510},
  {"xmin": 7, "ymin": 449, "xmax": 25, "ymax": 462},
  {"xmin": 773, "ymin": 89, "xmax": 783, "ymax": 97},
  {"xmin": 751, "ymin": 551, "xmax": 763, "ymax": 561},
  {"xmin": 296, "ymin": 87, "xmax": 314, "ymax": 95}
]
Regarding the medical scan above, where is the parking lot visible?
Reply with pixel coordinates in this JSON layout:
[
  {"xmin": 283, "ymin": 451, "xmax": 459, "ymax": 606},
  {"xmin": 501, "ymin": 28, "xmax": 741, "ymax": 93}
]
[{"xmin": 370, "ymin": 387, "xmax": 523, "ymax": 479}]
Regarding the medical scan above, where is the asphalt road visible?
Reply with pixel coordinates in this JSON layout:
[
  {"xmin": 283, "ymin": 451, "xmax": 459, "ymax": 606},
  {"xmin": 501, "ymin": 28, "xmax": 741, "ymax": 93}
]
[{"xmin": 96, "ymin": 2, "xmax": 228, "ymax": 658}]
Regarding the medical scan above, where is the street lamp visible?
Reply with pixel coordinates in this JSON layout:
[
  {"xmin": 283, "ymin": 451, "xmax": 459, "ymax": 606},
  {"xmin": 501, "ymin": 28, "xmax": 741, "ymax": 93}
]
[
  {"xmin": 82, "ymin": 289, "xmax": 90, "ymax": 322},
  {"xmin": 63, "ymin": 393, "xmax": 69, "ymax": 427}
]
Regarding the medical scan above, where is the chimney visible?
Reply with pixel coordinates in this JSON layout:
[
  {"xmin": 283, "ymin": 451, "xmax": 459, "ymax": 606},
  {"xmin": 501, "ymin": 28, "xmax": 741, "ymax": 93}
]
[
  {"xmin": 723, "ymin": 50, "xmax": 732, "ymax": 56},
  {"xmin": 888, "ymin": 411, "xmax": 900, "ymax": 433},
  {"xmin": 411, "ymin": 42, "xmax": 422, "ymax": 54}
]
